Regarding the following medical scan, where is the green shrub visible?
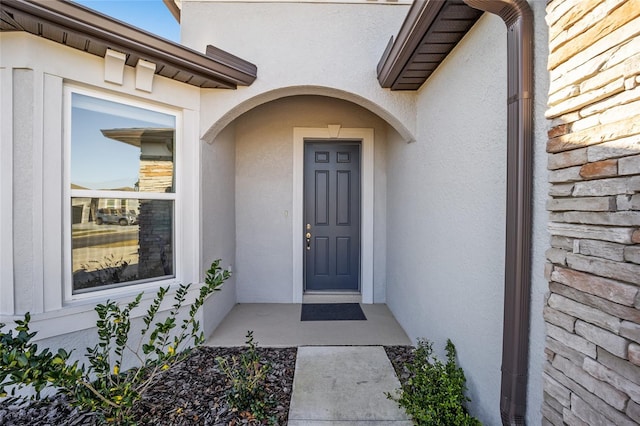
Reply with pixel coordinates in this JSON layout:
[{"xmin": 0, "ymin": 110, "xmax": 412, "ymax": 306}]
[
  {"xmin": 388, "ymin": 338, "xmax": 481, "ymax": 426},
  {"xmin": 0, "ymin": 259, "xmax": 230, "ymax": 425},
  {"xmin": 215, "ymin": 331, "xmax": 275, "ymax": 422},
  {"xmin": 0, "ymin": 313, "xmax": 79, "ymax": 402}
]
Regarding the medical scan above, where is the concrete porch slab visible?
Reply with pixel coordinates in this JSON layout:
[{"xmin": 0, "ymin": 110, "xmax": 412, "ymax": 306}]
[
  {"xmin": 204, "ymin": 303, "xmax": 411, "ymax": 347},
  {"xmin": 287, "ymin": 346, "xmax": 412, "ymax": 425}
]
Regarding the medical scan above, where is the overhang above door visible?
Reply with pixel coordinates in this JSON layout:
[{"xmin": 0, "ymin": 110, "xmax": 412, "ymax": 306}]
[{"xmin": 377, "ymin": 0, "xmax": 483, "ymax": 91}]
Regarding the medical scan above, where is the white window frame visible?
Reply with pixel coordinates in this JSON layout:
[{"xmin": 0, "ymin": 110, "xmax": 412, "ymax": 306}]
[{"xmin": 63, "ymin": 86, "xmax": 183, "ymax": 302}]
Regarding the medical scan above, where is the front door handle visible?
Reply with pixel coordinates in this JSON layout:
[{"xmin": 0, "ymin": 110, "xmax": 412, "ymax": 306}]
[{"xmin": 305, "ymin": 232, "xmax": 311, "ymax": 250}]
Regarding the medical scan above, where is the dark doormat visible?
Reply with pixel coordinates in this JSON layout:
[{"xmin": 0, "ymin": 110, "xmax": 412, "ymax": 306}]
[{"xmin": 300, "ymin": 303, "xmax": 367, "ymax": 321}]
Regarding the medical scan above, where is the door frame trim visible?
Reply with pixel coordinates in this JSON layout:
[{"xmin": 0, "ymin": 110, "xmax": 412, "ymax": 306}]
[{"xmin": 293, "ymin": 126, "xmax": 374, "ymax": 303}]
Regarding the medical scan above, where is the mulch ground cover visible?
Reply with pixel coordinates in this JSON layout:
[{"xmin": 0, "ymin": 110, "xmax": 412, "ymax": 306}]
[{"xmin": 0, "ymin": 345, "xmax": 415, "ymax": 425}]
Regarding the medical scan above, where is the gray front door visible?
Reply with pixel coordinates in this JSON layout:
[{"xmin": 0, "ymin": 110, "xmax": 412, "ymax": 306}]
[{"xmin": 304, "ymin": 141, "xmax": 361, "ymax": 291}]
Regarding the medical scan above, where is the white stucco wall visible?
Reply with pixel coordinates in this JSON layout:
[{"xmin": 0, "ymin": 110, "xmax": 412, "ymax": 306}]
[
  {"xmin": 2, "ymin": 0, "xmax": 552, "ymax": 420},
  {"xmin": 0, "ymin": 32, "xmax": 219, "ymax": 351},
  {"xmin": 228, "ymin": 95, "xmax": 391, "ymax": 303},
  {"xmin": 386, "ymin": 14, "xmax": 507, "ymax": 424},
  {"xmin": 180, "ymin": 0, "xmax": 417, "ymax": 143},
  {"xmin": 385, "ymin": 4, "xmax": 550, "ymax": 423},
  {"xmin": 201, "ymin": 124, "xmax": 239, "ymax": 335}
]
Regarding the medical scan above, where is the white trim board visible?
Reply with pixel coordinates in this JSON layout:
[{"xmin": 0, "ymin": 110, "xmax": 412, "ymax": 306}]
[
  {"xmin": 0, "ymin": 68, "xmax": 15, "ymax": 315},
  {"xmin": 292, "ymin": 127, "xmax": 374, "ymax": 304}
]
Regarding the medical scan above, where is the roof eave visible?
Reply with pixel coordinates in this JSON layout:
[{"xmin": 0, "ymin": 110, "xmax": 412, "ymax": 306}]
[
  {"xmin": 377, "ymin": 0, "xmax": 447, "ymax": 89},
  {"xmin": 162, "ymin": 0, "xmax": 181, "ymax": 23},
  {"xmin": 377, "ymin": 0, "xmax": 482, "ymax": 91},
  {"xmin": 1, "ymin": 0, "xmax": 256, "ymax": 89}
]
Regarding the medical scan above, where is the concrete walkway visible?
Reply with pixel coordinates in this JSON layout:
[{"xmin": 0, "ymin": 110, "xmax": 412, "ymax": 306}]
[
  {"xmin": 205, "ymin": 303, "xmax": 413, "ymax": 424},
  {"xmin": 288, "ymin": 346, "xmax": 412, "ymax": 425}
]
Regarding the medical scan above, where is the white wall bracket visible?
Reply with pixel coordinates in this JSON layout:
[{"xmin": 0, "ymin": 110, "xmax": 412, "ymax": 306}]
[
  {"xmin": 104, "ymin": 49, "xmax": 126, "ymax": 85},
  {"xmin": 136, "ymin": 59, "xmax": 156, "ymax": 92}
]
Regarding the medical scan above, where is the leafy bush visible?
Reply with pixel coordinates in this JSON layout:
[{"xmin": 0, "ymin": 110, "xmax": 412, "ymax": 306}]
[
  {"xmin": 0, "ymin": 313, "xmax": 79, "ymax": 402},
  {"xmin": 388, "ymin": 338, "xmax": 481, "ymax": 426},
  {"xmin": 216, "ymin": 331, "xmax": 275, "ymax": 422},
  {"xmin": 0, "ymin": 259, "xmax": 230, "ymax": 424}
]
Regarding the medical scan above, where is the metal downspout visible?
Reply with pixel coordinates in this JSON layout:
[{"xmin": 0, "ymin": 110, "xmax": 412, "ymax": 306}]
[{"xmin": 462, "ymin": 1, "xmax": 534, "ymax": 425}]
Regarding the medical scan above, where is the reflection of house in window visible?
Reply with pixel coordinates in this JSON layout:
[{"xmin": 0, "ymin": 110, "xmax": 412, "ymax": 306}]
[
  {"xmin": 100, "ymin": 128, "xmax": 175, "ymax": 192},
  {"xmin": 71, "ymin": 184, "xmax": 91, "ymax": 224},
  {"xmin": 69, "ymin": 90, "xmax": 178, "ymax": 292},
  {"xmin": 101, "ymin": 128, "xmax": 175, "ymax": 278}
]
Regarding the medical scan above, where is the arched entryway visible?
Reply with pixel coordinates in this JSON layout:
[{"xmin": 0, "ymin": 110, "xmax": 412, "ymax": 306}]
[{"xmin": 201, "ymin": 93, "xmax": 407, "ymax": 305}]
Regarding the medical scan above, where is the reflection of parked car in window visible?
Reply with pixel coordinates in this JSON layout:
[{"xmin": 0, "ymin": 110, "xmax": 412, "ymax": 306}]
[{"xmin": 95, "ymin": 208, "xmax": 138, "ymax": 226}]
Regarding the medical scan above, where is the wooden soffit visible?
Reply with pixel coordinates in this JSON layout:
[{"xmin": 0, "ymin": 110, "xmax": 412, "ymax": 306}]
[
  {"xmin": 377, "ymin": 0, "xmax": 482, "ymax": 91},
  {"xmin": 0, "ymin": 0, "xmax": 256, "ymax": 89}
]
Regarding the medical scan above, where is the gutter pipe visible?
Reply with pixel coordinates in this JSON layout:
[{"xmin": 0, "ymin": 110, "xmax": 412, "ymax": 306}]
[{"xmin": 462, "ymin": 1, "xmax": 534, "ymax": 425}]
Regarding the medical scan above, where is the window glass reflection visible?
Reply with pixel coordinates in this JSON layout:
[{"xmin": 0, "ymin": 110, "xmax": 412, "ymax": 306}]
[
  {"xmin": 71, "ymin": 197, "xmax": 174, "ymax": 293},
  {"xmin": 71, "ymin": 93, "xmax": 175, "ymax": 193}
]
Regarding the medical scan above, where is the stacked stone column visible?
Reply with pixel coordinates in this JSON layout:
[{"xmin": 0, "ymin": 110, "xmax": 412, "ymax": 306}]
[{"xmin": 543, "ymin": 0, "xmax": 640, "ymax": 424}]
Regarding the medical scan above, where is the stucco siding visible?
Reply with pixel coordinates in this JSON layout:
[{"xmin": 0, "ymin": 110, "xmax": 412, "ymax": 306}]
[
  {"xmin": 386, "ymin": 13, "xmax": 506, "ymax": 425},
  {"xmin": 0, "ymin": 32, "xmax": 210, "ymax": 346},
  {"xmin": 202, "ymin": 124, "xmax": 238, "ymax": 336},
  {"xmin": 373, "ymin": 126, "xmax": 389, "ymax": 303},
  {"xmin": 182, "ymin": 1, "xmax": 417, "ymax": 144},
  {"xmin": 385, "ymin": 5, "xmax": 549, "ymax": 423},
  {"xmin": 234, "ymin": 101, "xmax": 295, "ymax": 302},
  {"xmin": 11, "ymin": 68, "xmax": 38, "ymax": 315},
  {"xmin": 0, "ymin": 1, "xmax": 563, "ymax": 421}
]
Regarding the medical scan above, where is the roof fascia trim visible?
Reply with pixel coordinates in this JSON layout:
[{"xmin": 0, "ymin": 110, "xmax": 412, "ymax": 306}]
[
  {"xmin": 2, "ymin": 0, "xmax": 256, "ymax": 88},
  {"xmin": 377, "ymin": 0, "xmax": 446, "ymax": 88},
  {"xmin": 162, "ymin": 0, "xmax": 181, "ymax": 23}
]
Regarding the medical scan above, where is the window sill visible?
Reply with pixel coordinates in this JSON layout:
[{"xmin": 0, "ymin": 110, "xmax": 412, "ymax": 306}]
[{"xmin": 0, "ymin": 281, "xmax": 208, "ymax": 341}]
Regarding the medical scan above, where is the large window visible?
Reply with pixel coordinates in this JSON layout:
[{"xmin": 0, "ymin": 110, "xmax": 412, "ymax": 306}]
[{"xmin": 68, "ymin": 91, "xmax": 178, "ymax": 294}]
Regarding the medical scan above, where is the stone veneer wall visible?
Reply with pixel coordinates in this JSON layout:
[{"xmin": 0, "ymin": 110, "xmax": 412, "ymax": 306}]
[
  {"xmin": 543, "ymin": 0, "xmax": 640, "ymax": 425},
  {"xmin": 138, "ymin": 153, "xmax": 174, "ymax": 278}
]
